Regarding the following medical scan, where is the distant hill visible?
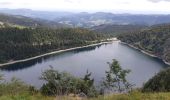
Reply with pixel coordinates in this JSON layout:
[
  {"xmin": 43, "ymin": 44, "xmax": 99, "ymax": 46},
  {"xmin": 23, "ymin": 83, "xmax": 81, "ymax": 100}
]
[
  {"xmin": 1, "ymin": 9, "xmax": 170, "ymax": 28},
  {"xmin": 118, "ymin": 23, "xmax": 170, "ymax": 63},
  {"xmin": 91, "ymin": 24, "xmax": 147, "ymax": 36},
  {"xmin": 0, "ymin": 8, "xmax": 74, "ymax": 20},
  {"xmin": 54, "ymin": 13, "xmax": 170, "ymax": 28},
  {"xmin": 0, "ymin": 13, "xmax": 69, "ymax": 28}
]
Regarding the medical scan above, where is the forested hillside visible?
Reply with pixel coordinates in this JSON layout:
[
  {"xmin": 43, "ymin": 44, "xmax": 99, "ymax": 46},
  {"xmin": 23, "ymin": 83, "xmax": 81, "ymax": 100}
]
[
  {"xmin": 91, "ymin": 24, "xmax": 147, "ymax": 36},
  {"xmin": 118, "ymin": 24, "xmax": 170, "ymax": 63},
  {"xmin": 0, "ymin": 27, "xmax": 104, "ymax": 63},
  {"xmin": 0, "ymin": 13, "xmax": 69, "ymax": 28},
  {"xmin": 143, "ymin": 68, "xmax": 170, "ymax": 92}
]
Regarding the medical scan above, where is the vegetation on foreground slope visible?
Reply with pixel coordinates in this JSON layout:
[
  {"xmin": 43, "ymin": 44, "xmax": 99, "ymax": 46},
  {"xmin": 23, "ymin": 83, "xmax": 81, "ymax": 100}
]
[
  {"xmin": 0, "ymin": 60, "xmax": 170, "ymax": 99},
  {"xmin": 0, "ymin": 27, "xmax": 105, "ymax": 63},
  {"xmin": 142, "ymin": 68, "xmax": 170, "ymax": 92},
  {"xmin": 0, "ymin": 60, "xmax": 131, "ymax": 99},
  {"xmin": 118, "ymin": 24, "xmax": 170, "ymax": 63},
  {"xmin": 1, "ymin": 90, "xmax": 170, "ymax": 100}
]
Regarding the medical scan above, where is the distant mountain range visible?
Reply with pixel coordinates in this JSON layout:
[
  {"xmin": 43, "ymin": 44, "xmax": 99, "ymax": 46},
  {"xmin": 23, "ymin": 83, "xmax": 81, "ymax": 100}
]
[
  {"xmin": 54, "ymin": 13, "xmax": 170, "ymax": 27},
  {"xmin": 0, "ymin": 8, "xmax": 74, "ymax": 20},
  {"xmin": 1, "ymin": 8, "xmax": 170, "ymax": 28},
  {"xmin": 0, "ymin": 13, "xmax": 70, "ymax": 28}
]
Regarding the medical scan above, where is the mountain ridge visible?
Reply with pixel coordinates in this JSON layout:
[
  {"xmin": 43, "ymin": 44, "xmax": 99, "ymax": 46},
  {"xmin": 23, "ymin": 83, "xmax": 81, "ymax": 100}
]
[
  {"xmin": 1, "ymin": 8, "xmax": 170, "ymax": 28},
  {"xmin": 0, "ymin": 13, "xmax": 70, "ymax": 28}
]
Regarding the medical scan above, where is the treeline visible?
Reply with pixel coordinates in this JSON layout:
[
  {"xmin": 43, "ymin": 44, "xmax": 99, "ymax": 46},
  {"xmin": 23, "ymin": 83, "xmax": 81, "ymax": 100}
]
[
  {"xmin": 0, "ymin": 27, "xmax": 104, "ymax": 63},
  {"xmin": 92, "ymin": 24, "xmax": 147, "ymax": 36},
  {"xmin": 118, "ymin": 24, "xmax": 170, "ymax": 63}
]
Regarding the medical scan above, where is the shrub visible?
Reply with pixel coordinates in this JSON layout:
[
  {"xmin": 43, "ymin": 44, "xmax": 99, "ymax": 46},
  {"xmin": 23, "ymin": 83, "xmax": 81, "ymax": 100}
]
[
  {"xmin": 142, "ymin": 68, "xmax": 170, "ymax": 92},
  {"xmin": 40, "ymin": 67, "xmax": 98, "ymax": 97},
  {"xmin": 0, "ymin": 77, "xmax": 30, "ymax": 96},
  {"xmin": 102, "ymin": 59, "xmax": 133, "ymax": 93}
]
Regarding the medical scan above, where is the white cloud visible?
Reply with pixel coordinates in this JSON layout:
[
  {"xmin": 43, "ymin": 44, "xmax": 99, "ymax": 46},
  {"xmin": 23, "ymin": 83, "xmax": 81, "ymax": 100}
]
[
  {"xmin": 148, "ymin": 0, "xmax": 170, "ymax": 3},
  {"xmin": 0, "ymin": 0, "xmax": 170, "ymax": 14},
  {"xmin": 0, "ymin": 2, "xmax": 12, "ymax": 5}
]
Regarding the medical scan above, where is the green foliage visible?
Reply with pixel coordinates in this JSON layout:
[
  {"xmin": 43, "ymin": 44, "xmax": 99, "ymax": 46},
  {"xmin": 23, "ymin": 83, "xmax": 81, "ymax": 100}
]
[
  {"xmin": 81, "ymin": 70, "xmax": 98, "ymax": 97},
  {"xmin": 103, "ymin": 59, "xmax": 132, "ymax": 93},
  {"xmin": 0, "ymin": 77, "xmax": 29, "ymax": 96},
  {"xmin": 1, "ymin": 63, "xmax": 170, "ymax": 99},
  {"xmin": 118, "ymin": 24, "xmax": 170, "ymax": 63},
  {"xmin": 0, "ymin": 93, "xmax": 54, "ymax": 100},
  {"xmin": 40, "ymin": 67, "xmax": 98, "ymax": 97},
  {"xmin": 0, "ymin": 74, "xmax": 3, "ymax": 81},
  {"xmin": 0, "ymin": 27, "xmax": 104, "ymax": 63},
  {"xmin": 0, "ymin": 75, "xmax": 53, "ymax": 100},
  {"xmin": 142, "ymin": 68, "xmax": 170, "ymax": 92},
  {"xmin": 92, "ymin": 24, "xmax": 146, "ymax": 36},
  {"xmin": 90, "ymin": 90, "xmax": 170, "ymax": 100}
]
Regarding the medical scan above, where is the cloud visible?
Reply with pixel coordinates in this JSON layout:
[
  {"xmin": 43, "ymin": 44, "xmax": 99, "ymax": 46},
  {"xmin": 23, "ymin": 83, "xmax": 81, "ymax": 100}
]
[
  {"xmin": 64, "ymin": 0, "xmax": 73, "ymax": 3},
  {"xmin": 148, "ymin": 0, "xmax": 170, "ymax": 3},
  {"xmin": 64, "ymin": 0, "xmax": 81, "ymax": 4},
  {"xmin": 0, "ymin": 2, "xmax": 12, "ymax": 5}
]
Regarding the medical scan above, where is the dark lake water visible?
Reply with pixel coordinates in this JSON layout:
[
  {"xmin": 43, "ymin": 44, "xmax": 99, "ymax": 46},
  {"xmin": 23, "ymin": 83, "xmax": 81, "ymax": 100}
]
[{"xmin": 0, "ymin": 41, "xmax": 169, "ymax": 88}]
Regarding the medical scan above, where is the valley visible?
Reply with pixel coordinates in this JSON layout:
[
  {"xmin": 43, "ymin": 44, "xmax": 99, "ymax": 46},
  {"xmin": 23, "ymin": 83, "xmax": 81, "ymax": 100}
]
[{"xmin": 0, "ymin": 7, "xmax": 170, "ymax": 100}]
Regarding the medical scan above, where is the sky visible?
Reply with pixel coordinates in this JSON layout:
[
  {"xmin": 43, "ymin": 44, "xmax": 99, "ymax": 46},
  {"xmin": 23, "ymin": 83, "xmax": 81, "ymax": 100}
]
[{"xmin": 0, "ymin": 0, "xmax": 170, "ymax": 14}]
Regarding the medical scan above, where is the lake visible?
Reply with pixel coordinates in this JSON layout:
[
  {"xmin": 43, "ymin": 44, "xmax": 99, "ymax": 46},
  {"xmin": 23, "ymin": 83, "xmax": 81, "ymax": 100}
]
[{"xmin": 0, "ymin": 41, "xmax": 169, "ymax": 88}]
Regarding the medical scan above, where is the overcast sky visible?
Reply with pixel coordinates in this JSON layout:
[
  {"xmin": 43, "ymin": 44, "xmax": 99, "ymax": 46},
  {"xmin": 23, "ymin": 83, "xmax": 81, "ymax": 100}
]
[{"xmin": 0, "ymin": 0, "xmax": 170, "ymax": 14}]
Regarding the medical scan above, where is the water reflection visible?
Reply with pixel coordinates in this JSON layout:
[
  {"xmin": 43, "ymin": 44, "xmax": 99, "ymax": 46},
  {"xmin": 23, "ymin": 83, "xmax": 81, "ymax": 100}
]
[{"xmin": 0, "ymin": 44, "xmax": 101, "ymax": 71}]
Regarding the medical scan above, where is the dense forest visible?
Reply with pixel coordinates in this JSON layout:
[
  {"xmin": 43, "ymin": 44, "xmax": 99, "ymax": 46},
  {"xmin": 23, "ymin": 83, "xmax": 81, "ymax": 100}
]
[
  {"xmin": 142, "ymin": 68, "xmax": 170, "ymax": 92},
  {"xmin": 91, "ymin": 24, "xmax": 147, "ymax": 36},
  {"xmin": 0, "ymin": 27, "xmax": 104, "ymax": 63},
  {"xmin": 118, "ymin": 24, "xmax": 170, "ymax": 63}
]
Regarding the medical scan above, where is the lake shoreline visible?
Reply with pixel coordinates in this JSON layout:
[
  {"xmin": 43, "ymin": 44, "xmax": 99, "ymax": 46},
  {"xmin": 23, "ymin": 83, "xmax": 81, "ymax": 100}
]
[
  {"xmin": 0, "ymin": 39, "xmax": 118, "ymax": 67},
  {"xmin": 2, "ymin": 39, "xmax": 169, "ymax": 67},
  {"xmin": 120, "ymin": 41, "xmax": 170, "ymax": 66}
]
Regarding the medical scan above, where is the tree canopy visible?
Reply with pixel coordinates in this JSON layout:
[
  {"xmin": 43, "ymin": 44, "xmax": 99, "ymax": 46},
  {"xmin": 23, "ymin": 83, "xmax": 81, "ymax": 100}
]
[
  {"xmin": 118, "ymin": 24, "xmax": 170, "ymax": 63},
  {"xmin": 0, "ymin": 27, "xmax": 104, "ymax": 63},
  {"xmin": 103, "ymin": 59, "xmax": 132, "ymax": 93}
]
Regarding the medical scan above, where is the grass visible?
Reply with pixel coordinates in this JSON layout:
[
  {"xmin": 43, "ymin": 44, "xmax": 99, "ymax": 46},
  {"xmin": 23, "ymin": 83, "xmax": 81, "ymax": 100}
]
[
  {"xmin": 90, "ymin": 91, "xmax": 170, "ymax": 100},
  {"xmin": 0, "ymin": 76, "xmax": 170, "ymax": 100},
  {"xmin": 0, "ymin": 93, "xmax": 54, "ymax": 100},
  {"xmin": 0, "ymin": 91, "xmax": 170, "ymax": 100}
]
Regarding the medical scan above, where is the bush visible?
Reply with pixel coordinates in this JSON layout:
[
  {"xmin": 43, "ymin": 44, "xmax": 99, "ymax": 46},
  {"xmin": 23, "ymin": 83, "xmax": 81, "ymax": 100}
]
[
  {"xmin": 0, "ymin": 77, "xmax": 30, "ymax": 96},
  {"xmin": 40, "ymin": 67, "xmax": 98, "ymax": 97},
  {"xmin": 102, "ymin": 59, "xmax": 132, "ymax": 93},
  {"xmin": 142, "ymin": 68, "xmax": 170, "ymax": 92}
]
